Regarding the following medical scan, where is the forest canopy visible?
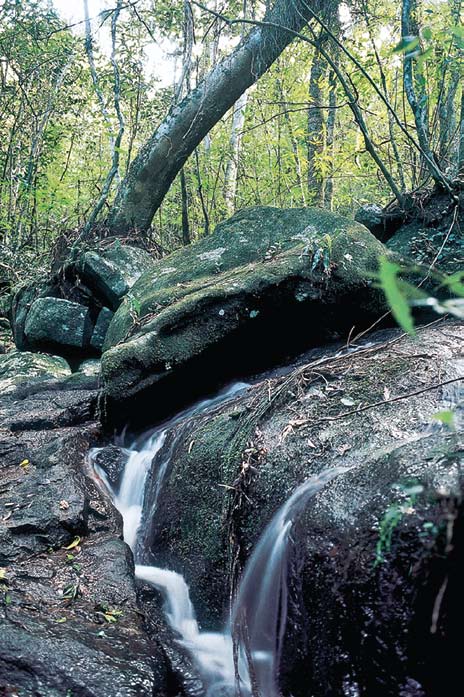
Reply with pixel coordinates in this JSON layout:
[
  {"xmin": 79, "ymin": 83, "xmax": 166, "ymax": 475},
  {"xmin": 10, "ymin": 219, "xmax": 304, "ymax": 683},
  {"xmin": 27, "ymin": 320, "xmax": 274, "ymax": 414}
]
[{"xmin": 0, "ymin": 0, "xmax": 462, "ymax": 276}]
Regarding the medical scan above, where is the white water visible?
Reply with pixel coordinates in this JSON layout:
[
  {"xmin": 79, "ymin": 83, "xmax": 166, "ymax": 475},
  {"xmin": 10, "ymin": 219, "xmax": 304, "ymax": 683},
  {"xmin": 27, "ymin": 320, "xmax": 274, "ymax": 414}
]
[{"xmin": 90, "ymin": 380, "xmax": 351, "ymax": 696}]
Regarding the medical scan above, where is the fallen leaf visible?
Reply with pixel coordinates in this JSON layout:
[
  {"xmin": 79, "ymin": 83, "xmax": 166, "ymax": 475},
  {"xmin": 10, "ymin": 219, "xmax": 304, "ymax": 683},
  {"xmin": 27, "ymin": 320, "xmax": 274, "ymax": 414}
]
[
  {"xmin": 65, "ymin": 536, "xmax": 81, "ymax": 550},
  {"xmin": 340, "ymin": 397, "xmax": 356, "ymax": 407},
  {"xmin": 383, "ymin": 387, "xmax": 391, "ymax": 400},
  {"xmin": 59, "ymin": 500, "xmax": 70, "ymax": 510}
]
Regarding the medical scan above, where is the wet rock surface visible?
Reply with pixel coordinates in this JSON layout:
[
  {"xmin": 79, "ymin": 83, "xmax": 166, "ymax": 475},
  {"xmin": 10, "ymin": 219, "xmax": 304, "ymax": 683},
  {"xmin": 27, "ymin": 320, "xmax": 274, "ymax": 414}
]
[
  {"xmin": 0, "ymin": 375, "xmax": 174, "ymax": 696},
  {"xmin": 136, "ymin": 320, "xmax": 463, "ymax": 696}
]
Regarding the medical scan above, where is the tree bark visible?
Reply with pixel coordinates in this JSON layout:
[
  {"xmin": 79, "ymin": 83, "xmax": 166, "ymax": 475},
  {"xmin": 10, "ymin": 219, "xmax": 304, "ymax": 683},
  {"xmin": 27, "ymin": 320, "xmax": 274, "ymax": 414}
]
[
  {"xmin": 323, "ymin": 67, "xmax": 336, "ymax": 209},
  {"xmin": 180, "ymin": 168, "xmax": 191, "ymax": 245},
  {"xmin": 223, "ymin": 91, "xmax": 248, "ymax": 214},
  {"xmin": 401, "ymin": 0, "xmax": 449, "ymax": 187},
  {"xmin": 307, "ymin": 46, "xmax": 326, "ymax": 205},
  {"xmin": 458, "ymin": 87, "xmax": 464, "ymax": 177},
  {"xmin": 107, "ymin": 0, "xmax": 319, "ymax": 235}
]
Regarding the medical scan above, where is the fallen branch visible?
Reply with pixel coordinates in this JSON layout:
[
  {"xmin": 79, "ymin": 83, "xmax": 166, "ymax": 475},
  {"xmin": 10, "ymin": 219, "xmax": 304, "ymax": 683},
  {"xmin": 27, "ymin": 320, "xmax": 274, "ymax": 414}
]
[{"xmin": 291, "ymin": 376, "xmax": 462, "ymax": 428}]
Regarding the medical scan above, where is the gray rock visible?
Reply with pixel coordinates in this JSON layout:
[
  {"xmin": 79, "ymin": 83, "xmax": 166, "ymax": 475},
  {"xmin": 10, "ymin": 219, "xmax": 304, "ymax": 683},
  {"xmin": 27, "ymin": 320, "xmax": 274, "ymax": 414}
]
[
  {"xmin": 0, "ymin": 374, "xmax": 170, "ymax": 695},
  {"xmin": 9, "ymin": 281, "xmax": 52, "ymax": 350},
  {"xmin": 0, "ymin": 350, "xmax": 71, "ymax": 394},
  {"xmin": 355, "ymin": 203, "xmax": 384, "ymax": 232},
  {"xmin": 91, "ymin": 307, "xmax": 114, "ymax": 350},
  {"xmin": 24, "ymin": 297, "xmax": 91, "ymax": 351},
  {"xmin": 137, "ymin": 320, "xmax": 463, "ymax": 696},
  {"xmin": 387, "ymin": 220, "xmax": 464, "ymax": 275},
  {"xmin": 77, "ymin": 243, "xmax": 156, "ymax": 311},
  {"xmin": 101, "ymin": 206, "xmax": 387, "ymax": 422},
  {"xmin": 77, "ymin": 357, "xmax": 101, "ymax": 376},
  {"xmin": 92, "ymin": 444, "xmax": 130, "ymax": 491}
]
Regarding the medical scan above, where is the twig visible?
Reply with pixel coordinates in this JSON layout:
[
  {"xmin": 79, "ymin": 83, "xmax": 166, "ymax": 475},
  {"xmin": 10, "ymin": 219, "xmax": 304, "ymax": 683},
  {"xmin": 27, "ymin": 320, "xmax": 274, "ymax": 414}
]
[{"xmin": 291, "ymin": 376, "xmax": 462, "ymax": 428}]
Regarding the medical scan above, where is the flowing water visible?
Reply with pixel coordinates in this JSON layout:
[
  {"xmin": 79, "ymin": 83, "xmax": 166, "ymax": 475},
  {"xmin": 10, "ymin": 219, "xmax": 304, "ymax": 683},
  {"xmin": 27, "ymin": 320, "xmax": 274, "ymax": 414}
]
[{"xmin": 90, "ymin": 348, "xmax": 361, "ymax": 696}]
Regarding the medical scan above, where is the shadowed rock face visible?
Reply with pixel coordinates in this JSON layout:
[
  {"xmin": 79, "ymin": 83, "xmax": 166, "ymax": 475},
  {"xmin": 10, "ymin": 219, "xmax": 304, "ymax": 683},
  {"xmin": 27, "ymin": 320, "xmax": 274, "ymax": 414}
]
[
  {"xmin": 101, "ymin": 207, "xmax": 387, "ymax": 427},
  {"xmin": 0, "ymin": 374, "xmax": 174, "ymax": 696},
  {"xmin": 124, "ymin": 321, "xmax": 463, "ymax": 696}
]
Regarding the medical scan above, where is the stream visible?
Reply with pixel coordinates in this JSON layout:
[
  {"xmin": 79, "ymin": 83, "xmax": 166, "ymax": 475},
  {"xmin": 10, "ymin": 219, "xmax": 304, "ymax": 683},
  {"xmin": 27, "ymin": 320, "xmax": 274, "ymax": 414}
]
[{"xmin": 89, "ymin": 346, "xmax": 363, "ymax": 696}]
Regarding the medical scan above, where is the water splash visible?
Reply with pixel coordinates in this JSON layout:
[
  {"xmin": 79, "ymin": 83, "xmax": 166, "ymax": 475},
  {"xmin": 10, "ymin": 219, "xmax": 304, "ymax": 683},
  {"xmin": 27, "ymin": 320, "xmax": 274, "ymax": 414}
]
[{"xmin": 90, "ymin": 381, "xmax": 351, "ymax": 696}]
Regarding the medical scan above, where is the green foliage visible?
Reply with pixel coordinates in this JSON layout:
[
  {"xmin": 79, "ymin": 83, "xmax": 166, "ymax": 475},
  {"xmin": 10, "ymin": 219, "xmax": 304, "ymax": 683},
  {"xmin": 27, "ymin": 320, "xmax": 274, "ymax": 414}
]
[
  {"xmin": 432, "ymin": 410, "xmax": 456, "ymax": 430},
  {"xmin": 377, "ymin": 258, "xmax": 464, "ymax": 333},
  {"xmin": 378, "ymin": 257, "xmax": 416, "ymax": 335},
  {"xmin": 0, "ymin": 0, "xmax": 462, "ymax": 278},
  {"xmin": 375, "ymin": 482, "xmax": 424, "ymax": 566}
]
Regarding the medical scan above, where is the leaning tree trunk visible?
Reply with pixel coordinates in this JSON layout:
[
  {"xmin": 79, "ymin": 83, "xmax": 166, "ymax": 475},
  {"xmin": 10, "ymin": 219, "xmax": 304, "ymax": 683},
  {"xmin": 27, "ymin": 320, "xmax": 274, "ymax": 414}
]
[{"xmin": 107, "ymin": 0, "xmax": 320, "ymax": 236}]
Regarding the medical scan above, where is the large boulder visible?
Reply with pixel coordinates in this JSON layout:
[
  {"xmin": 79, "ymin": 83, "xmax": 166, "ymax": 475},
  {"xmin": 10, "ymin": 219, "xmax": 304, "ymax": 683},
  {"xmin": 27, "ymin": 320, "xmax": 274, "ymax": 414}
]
[
  {"xmin": 387, "ymin": 219, "xmax": 464, "ymax": 274},
  {"xmin": 131, "ymin": 320, "xmax": 463, "ymax": 696},
  {"xmin": 74, "ymin": 242, "xmax": 156, "ymax": 311},
  {"xmin": 101, "ymin": 207, "xmax": 387, "ymax": 424},
  {"xmin": 24, "ymin": 297, "xmax": 92, "ymax": 352},
  {"xmin": 0, "ymin": 350, "xmax": 71, "ymax": 394}
]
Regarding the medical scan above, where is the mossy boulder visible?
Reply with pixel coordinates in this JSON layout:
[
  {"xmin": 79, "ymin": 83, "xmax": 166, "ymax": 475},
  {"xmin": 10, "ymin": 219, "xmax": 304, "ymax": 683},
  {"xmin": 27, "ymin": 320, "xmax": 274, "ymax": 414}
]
[
  {"xmin": 132, "ymin": 320, "xmax": 463, "ymax": 696},
  {"xmin": 74, "ymin": 242, "xmax": 156, "ymax": 311},
  {"xmin": 0, "ymin": 351, "xmax": 71, "ymax": 394},
  {"xmin": 387, "ymin": 219, "xmax": 464, "ymax": 274},
  {"xmin": 101, "ymin": 207, "xmax": 387, "ymax": 421},
  {"xmin": 10, "ymin": 242, "xmax": 155, "ymax": 358},
  {"xmin": 24, "ymin": 297, "xmax": 92, "ymax": 352}
]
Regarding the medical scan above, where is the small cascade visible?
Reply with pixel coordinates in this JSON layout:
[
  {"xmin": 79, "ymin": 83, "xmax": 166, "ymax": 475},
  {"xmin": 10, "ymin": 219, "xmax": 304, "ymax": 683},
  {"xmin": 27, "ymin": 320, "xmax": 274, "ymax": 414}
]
[
  {"xmin": 229, "ymin": 465, "xmax": 351, "ymax": 697},
  {"xmin": 90, "ymin": 379, "xmax": 352, "ymax": 697}
]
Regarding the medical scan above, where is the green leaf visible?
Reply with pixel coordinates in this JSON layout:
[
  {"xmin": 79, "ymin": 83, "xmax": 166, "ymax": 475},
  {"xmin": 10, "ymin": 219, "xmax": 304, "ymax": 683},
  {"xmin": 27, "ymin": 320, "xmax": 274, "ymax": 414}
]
[
  {"xmin": 440, "ymin": 271, "xmax": 464, "ymax": 298},
  {"xmin": 421, "ymin": 26, "xmax": 432, "ymax": 41},
  {"xmin": 393, "ymin": 36, "xmax": 420, "ymax": 54},
  {"xmin": 378, "ymin": 257, "xmax": 415, "ymax": 335},
  {"xmin": 432, "ymin": 410, "xmax": 456, "ymax": 430}
]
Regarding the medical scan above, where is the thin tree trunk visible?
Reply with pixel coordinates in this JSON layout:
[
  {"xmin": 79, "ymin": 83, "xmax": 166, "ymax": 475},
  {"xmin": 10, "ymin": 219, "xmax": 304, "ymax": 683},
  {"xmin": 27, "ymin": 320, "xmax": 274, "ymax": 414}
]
[
  {"xmin": 194, "ymin": 148, "xmax": 210, "ymax": 235},
  {"xmin": 361, "ymin": 0, "xmax": 406, "ymax": 191},
  {"xmin": 278, "ymin": 78, "xmax": 306, "ymax": 205},
  {"xmin": 107, "ymin": 0, "xmax": 318, "ymax": 235},
  {"xmin": 224, "ymin": 92, "xmax": 248, "ymax": 214},
  {"xmin": 458, "ymin": 88, "xmax": 464, "ymax": 177},
  {"xmin": 180, "ymin": 168, "xmax": 191, "ymax": 245},
  {"xmin": 307, "ymin": 45, "xmax": 326, "ymax": 205},
  {"xmin": 81, "ymin": 0, "xmax": 124, "ymax": 237},
  {"xmin": 323, "ymin": 67, "xmax": 336, "ymax": 209},
  {"xmin": 437, "ymin": 0, "xmax": 462, "ymax": 166},
  {"xmin": 401, "ymin": 0, "xmax": 449, "ymax": 187},
  {"xmin": 314, "ymin": 34, "xmax": 405, "ymax": 205}
]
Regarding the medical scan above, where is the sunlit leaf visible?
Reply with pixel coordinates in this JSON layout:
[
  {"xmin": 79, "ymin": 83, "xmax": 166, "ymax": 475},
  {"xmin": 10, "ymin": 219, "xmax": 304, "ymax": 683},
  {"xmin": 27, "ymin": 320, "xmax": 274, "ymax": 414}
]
[
  {"xmin": 378, "ymin": 257, "xmax": 415, "ymax": 335},
  {"xmin": 432, "ymin": 410, "xmax": 456, "ymax": 430},
  {"xmin": 393, "ymin": 36, "xmax": 420, "ymax": 54}
]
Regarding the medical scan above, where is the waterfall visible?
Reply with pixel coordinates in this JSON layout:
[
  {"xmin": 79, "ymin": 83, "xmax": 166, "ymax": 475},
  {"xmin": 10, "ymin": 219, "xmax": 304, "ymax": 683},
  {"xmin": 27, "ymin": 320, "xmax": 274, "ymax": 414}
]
[
  {"xmin": 229, "ymin": 465, "xmax": 351, "ymax": 697},
  {"xmin": 90, "ymin": 382, "xmax": 351, "ymax": 697}
]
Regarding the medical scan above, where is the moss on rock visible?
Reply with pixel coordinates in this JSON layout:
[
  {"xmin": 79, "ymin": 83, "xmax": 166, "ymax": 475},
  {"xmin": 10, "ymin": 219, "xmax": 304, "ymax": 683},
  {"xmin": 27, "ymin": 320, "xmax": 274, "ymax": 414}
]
[{"xmin": 102, "ymin": 207, "xmax": 387, "ymax": 413}]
